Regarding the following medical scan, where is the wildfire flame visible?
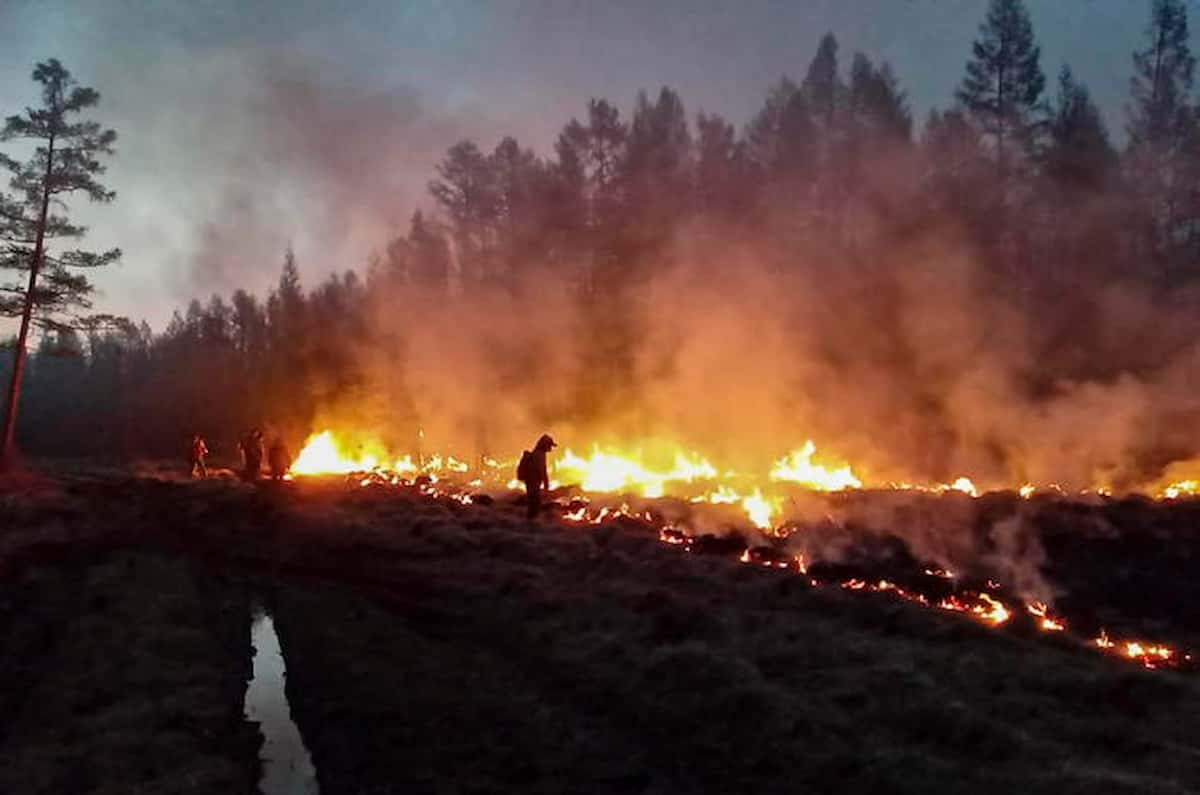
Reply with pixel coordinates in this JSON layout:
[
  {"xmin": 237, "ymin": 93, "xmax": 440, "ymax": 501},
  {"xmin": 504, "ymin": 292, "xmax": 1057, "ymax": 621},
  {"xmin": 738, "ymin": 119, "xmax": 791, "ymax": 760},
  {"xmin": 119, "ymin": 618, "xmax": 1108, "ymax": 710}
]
[
  {"xmin": 1027, "ymin": 602, "xmax": 1067, "ymax": 632},
  {"xmin": 555, "ymin": 446, "xmax": 717, "ymax": 498},
  {"xmin": 769, "ymin": 441, "xmax": 862, "ymax": 491},
  {"xmin": 285, "ymin": 429, "xmax": 1189, "ymax": 673}
]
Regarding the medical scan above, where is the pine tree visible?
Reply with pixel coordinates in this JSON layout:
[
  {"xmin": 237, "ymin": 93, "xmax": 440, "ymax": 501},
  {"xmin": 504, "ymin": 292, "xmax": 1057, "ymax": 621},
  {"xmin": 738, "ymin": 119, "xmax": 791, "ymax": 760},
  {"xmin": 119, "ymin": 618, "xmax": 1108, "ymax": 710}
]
[
  {"xmin": 956, "ymin": 0, "xmax": 1046, "ymax": 176},
  {"xmin": 1128, "ymin": 0, "xmax": 1194, "ymax": 149},
  {"xmin": 1126, "ymin": 0, "xmax": 1196, "ymax": 273},
  {"xmin": 553, "ymin": 99, "xmax": 628, "ymax": 287},
  {"xmin": 744, "ymin": 77, "xmax": 801, "ymax": 170},
  {"xmin": 801, "ymin": 33, "xmax": 843, "ymax": 130},
  {"xmin": 849, "ymin": 55, "xmax": 912, "ymax": 145},
  {"xmin": 695, "ymin": 111, "xmax": 749, "ymax": 223},
  {"xmin": 0, "ymin": 59, "xmax": 120, "ymax": 466},
  {"xmin": 921, "ymin": 108, "xmax": 988, "ymax": 220},
  {"xmin": 744, "ymin": 78, "xmax": 816, "ymax": 206},
  {"xmin": 1042, "ymin": 66, "xmax": 1119, "ymax": 273},
  {"xmin": 1046, "ymin": 66, "xmax": 1115, "ymax": 195},
  {"xmin": 623, "ymin": 87, "xmax": 693, "ymax": 254},
  {"xmin": 490, "ymin": 136, "xmax": 548, "ymax": 283},
  {"xmin": 428, "ymin": 140, "xmax": 498, "ymax": 286}
]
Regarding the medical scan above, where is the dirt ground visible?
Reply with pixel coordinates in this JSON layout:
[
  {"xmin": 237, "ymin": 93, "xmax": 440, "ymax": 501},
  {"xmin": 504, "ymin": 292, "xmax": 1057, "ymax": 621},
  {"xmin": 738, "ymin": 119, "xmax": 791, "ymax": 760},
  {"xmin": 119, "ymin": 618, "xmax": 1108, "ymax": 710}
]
[{"xmin": 2, "ymin": 471, "xmax": 1200, "ymax": 794}]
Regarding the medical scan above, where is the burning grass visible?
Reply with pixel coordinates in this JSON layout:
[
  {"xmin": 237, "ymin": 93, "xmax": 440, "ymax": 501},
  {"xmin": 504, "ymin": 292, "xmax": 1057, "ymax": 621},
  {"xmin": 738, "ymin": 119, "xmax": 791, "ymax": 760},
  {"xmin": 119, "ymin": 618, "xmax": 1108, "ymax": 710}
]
[{"xmin": 284, "ymin": 429, "xmax": 1197, "ymax": 673}]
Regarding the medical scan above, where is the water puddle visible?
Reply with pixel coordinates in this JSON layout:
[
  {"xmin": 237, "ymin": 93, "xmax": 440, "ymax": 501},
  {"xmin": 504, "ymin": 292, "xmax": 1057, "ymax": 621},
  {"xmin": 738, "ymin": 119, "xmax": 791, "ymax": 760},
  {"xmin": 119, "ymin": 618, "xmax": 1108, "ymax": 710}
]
[{"xmin": 244, "ymin": 608, "xmax": 320, "ymax": 794}]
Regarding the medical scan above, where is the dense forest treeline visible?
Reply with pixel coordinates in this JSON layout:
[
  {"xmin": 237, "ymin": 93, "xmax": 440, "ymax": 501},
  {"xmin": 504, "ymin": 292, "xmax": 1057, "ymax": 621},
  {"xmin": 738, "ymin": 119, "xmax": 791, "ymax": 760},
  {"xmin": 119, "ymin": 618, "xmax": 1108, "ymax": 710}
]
[{"xmin": 6, "ymin": 0, "xmax": 1200, "ymax": 482}]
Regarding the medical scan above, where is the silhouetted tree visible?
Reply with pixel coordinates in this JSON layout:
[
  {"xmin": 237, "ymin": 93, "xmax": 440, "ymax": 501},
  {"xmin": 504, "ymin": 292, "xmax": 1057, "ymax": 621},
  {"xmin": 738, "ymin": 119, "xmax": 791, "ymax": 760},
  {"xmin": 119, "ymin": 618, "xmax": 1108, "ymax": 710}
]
[
  {"xmin": 695, "ymin": 111, "xmax": 750, "ymax": 224},
  {"xmin": 623, "ymin": 87, "xmax": 693, "ymax": 261},
  {"xmin": 1041, "ymin": 66, "xmax": 1120, "ymax": 276},
  {"xmin": 555, "ymin": 99, "xmax": 628, "ymax": 288},
  {"xmin": 957, "ymin": 0, "xmax": 1046, "ymax": 179},
  {"xmin": 848, "ymin": 55, "xmax": 912, "ymax": 146},
  {"xmin": 922, "ymin": 108, "xmax": 988, "ymax": 222},
  {"xmin": 0, "ymin": 59, "xmax": 120, "ymax": 466},
  {"xmin": 801, "ymin": 33, "xmax": 843, "ymax": 130},
  {"xmin": 1046, "ymin": 66, "xmax": 1115, "ymax": 195},
  {"xmin": 744, "ymin": 77, "xmax": 801, "ymax": 171},
  {"xmin": 490, "ymin": 136, "xmax": 549, "ymax": 286},
  {"xmin": 1126, "ymin": 0, "xmax": 1196, "ymax": 274},
  {"xmin": 429, "ymin": 140, "xmax": 498, "ymax": 287}
]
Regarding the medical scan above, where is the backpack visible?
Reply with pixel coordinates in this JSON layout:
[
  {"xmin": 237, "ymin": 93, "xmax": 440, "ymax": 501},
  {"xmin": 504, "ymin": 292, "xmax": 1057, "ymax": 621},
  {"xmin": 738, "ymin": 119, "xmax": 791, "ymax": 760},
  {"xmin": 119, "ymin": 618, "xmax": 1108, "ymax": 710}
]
[{"xmin": 516, "ymin": 450, "xmax": 535, "ymax": 482}]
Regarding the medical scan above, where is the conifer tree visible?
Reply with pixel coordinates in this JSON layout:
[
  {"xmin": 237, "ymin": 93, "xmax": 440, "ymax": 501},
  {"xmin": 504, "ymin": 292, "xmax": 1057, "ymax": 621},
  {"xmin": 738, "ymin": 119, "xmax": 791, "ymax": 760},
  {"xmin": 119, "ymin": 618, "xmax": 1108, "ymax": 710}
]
[
  {"xmin": 0, "ymin": 59, "xmax": 119, "ymax": 466},
  {"xmin": 1126, "ymin": 0, "xmax": 1196, "ymax": 271},
  {"xmin": 956, "ymin": 0, "xmax": 1046, "ymax": 176}
]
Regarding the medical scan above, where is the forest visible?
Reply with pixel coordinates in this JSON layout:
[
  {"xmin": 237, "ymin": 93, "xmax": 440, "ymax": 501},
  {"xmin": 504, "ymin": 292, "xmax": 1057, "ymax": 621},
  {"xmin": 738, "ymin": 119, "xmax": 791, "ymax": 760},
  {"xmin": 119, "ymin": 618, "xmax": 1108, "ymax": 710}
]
[{"xmin": 5, "ymin": 0, "xmax": 1200, "ymax": 488}]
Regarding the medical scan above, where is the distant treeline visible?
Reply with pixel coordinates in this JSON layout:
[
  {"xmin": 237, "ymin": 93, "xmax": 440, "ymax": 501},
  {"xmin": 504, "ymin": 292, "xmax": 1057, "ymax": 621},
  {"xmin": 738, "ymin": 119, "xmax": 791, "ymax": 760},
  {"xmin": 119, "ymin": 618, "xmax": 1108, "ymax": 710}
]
[{"xmin": 6, "ymin": 0, "xmax": 1200, "ymax": 465}]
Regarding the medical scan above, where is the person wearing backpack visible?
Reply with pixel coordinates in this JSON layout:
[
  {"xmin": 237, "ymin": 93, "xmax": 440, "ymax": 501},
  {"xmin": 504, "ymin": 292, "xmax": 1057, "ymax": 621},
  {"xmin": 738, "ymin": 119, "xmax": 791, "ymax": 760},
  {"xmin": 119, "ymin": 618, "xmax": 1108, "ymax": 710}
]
[{"xmin": 517, "ymin": 434, "xmax": 556, "ymax": 521}]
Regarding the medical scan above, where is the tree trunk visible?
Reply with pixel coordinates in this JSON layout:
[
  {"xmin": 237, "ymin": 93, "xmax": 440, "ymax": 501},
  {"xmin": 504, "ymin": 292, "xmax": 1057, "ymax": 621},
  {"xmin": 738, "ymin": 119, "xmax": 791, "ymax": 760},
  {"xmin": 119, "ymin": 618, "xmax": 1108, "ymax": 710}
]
[{"xmin": 0, "ymin": 135, "xmax": 55, "ymax": 469}]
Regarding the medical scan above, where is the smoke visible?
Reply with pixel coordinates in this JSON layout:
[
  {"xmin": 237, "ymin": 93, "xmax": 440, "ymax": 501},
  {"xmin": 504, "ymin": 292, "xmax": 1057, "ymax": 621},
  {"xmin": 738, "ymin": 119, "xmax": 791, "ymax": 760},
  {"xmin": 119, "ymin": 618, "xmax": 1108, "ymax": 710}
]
[
  {"xmin": 51, "ymin": 2, "xmax": 1200, "ymax": 496},
  {"xmin": 163, "ymin": 55, "xmax": 501, "ymax": 300},
  {"xmin": 296, "ymin": 186, "xmax": 1200, "ymax": 501},
  {"xmin": 64, "ymin": 42, "xmax": 523, "ymax": 317}
]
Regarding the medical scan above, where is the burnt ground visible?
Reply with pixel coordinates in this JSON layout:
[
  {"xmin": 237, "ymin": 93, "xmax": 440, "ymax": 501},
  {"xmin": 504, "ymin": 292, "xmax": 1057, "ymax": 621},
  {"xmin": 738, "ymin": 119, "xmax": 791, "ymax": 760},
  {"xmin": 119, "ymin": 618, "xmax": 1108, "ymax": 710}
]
[{"xmin": 1, "ymin": 472, "xmax": 1200, "ymax": 794}]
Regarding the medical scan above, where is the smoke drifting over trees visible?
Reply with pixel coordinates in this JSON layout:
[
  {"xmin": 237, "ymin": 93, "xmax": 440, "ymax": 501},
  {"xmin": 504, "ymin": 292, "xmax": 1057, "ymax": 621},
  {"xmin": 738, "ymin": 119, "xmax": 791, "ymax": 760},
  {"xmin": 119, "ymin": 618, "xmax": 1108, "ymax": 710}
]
[{"xmin": 8, "ymin": 0, "xmax": 1200, "ymax": 491}]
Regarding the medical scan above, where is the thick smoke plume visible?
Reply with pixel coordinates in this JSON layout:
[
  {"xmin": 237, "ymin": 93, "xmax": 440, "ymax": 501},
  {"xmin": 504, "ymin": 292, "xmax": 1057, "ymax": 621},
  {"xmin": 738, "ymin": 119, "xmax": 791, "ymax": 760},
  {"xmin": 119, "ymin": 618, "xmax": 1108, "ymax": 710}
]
[{"xmin": 300, "ymin": 208, "xmax": 1200, "ymax": 497}]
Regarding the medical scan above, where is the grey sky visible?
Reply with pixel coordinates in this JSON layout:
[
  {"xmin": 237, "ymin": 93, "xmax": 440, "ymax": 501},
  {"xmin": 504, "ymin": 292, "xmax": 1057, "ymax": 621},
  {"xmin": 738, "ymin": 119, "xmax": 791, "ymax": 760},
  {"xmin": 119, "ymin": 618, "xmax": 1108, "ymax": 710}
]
[{"xmin": 0, "ymin": 0, "xmax": 1191, "ymax": 330}]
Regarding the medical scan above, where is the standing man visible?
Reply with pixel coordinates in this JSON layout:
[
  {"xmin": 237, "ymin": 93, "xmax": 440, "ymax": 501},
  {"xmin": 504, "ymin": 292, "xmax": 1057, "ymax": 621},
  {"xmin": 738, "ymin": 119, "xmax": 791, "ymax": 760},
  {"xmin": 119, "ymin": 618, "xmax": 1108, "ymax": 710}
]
[
  {"xmin": 240, "ymin": 429, "xmax": 264, "ymax": 482},
  {"xmin": 517, "ymin": 434, "xmax": 556, "ymax": 521},
  {"xmin": 189, "ymin": 433, "xmax": 209, "ymax": 478}
]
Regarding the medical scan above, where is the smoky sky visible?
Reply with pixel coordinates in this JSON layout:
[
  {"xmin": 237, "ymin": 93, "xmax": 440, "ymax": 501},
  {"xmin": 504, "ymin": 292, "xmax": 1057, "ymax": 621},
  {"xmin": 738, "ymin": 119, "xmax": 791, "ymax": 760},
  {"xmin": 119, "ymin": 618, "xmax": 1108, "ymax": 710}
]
[{"xmin": 0, "ymin": 0, "xmax": 1192, "ymax": 330}]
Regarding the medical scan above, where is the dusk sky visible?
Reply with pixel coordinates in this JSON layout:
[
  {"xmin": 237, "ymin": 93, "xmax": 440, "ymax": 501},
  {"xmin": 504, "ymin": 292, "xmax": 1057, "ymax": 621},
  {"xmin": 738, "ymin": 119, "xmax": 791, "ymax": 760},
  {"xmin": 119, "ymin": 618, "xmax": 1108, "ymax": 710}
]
[{"xmin": 0, "ymin": 0, "xmax": 1192, "ymax": 331}]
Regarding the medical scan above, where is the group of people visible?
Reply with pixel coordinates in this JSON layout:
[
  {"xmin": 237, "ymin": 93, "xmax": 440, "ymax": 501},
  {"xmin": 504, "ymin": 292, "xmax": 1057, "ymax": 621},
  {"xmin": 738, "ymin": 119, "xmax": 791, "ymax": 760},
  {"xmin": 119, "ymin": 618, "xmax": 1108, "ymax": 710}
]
[
  {"xmin": 190, "ymin": 427, "xmax": 558, "ymax": 517},
  {"xmin": 188, "ymin": 430, "xmax": 292, "ymax": 482}
]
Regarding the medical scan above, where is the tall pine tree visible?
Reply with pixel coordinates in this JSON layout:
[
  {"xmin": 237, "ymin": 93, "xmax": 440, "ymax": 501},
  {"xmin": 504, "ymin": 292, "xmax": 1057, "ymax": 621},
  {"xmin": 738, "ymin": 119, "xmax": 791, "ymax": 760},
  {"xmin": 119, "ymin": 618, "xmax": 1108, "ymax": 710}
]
[
  {"xmin": 0, "ymin": 59, "xmax": 120, "ymax": 466},
  {"xmin": 1046, "ymin": 66, "xmax": 1115, "ymax": 195},
  {"xmin": 956, "ymin": 0, "xmax": 1046, "ymax": 179},
  {"xmin": 1126, "ymin": 0, "xmax": 1196, "ymax": 274}
]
